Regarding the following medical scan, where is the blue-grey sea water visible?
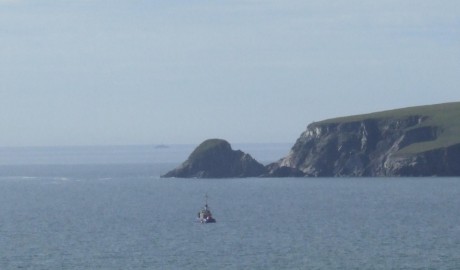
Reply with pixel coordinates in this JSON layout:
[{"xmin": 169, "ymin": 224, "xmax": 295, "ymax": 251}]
[{"xmin": 0, "ymin": 144, "xmax": 459, "ymax": 269}]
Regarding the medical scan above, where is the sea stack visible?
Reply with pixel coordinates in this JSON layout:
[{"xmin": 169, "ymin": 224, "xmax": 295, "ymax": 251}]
[{"xmin": 162, "ymin": 139, "xmax": 267, "ymax": 178}]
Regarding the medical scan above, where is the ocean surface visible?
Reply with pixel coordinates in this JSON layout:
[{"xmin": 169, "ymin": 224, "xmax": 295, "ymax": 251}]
[{"xmin": 1, "ymin": 144, "xmax": 459, "ymax": 269}]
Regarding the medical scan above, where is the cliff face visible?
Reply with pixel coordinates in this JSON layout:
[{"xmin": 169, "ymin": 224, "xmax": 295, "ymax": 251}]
[
  {"xmin": 383, "ymin": 144, "xmax": 460, "ymax": 176},
  {"xmin": 268, "ymin": 114, "xmax": 460, "ymax": 177},
  {"xmin": 162, "ymin": 139, "xmax": 267, "ymax": 178}
]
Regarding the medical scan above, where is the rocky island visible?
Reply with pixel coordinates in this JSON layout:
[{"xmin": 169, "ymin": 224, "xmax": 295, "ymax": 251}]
[
  {"xmin": 161, "ymin": 139, "xmax": 266, "ymax": 178},
  {"xmin": 163, "ymin": 102, "xmax": 460, "ymax": 178}
]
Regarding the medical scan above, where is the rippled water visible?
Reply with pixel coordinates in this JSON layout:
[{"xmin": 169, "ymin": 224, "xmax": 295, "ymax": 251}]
[
  {"xmin": 0, "ymin": 145, "xmax": 459, "ymax": 269},
  {"xmin": 1, "ymin": 175, "xmax": 460, "ymax": 269}
]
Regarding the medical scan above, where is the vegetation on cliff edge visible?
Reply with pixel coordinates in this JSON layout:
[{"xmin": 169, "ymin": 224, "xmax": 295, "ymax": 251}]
[{"xmin": 314, "ymin": 102, "xmax": 460, "ymax": 154}]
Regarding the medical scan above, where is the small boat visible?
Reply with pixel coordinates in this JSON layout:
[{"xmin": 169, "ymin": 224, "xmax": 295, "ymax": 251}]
[{"xmin": 197, "ymin": 193, "xmax": 216, "ymax": 223}]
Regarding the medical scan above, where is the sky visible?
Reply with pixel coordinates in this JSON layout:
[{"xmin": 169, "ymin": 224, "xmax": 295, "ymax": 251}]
[{"xmin": 1, "ymin": 0, "xmax": 459, "ymax": 147}]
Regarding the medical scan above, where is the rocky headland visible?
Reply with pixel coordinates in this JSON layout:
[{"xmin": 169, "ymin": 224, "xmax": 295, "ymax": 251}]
[
  {"xmin": 268, "ymin": 102, "xmax": 460, "ymax": 177},
  {"xmin": 163, "ymin": 102, "xmax": 460, "ymax": 178}
]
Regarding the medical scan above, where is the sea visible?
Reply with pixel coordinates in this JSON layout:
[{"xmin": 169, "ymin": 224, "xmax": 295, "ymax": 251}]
[{"xmin": 0, "ymin": 144, "xmax": 459, "ymax": 270}]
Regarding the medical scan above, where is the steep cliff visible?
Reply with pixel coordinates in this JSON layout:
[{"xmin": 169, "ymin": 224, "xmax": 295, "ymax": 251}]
[
  {"xmin": 268, "ymin": 102, "xmax": 460, "ymax": 177},
  {"xmin": 162, "ymin": 139, "xmax": 267, "ymax": 178}
]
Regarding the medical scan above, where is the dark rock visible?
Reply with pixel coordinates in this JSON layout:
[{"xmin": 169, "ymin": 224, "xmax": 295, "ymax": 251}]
[
  {"xmin": 162, "ymin": 139, "xmax": 267, "ymax": 178},
  {"xmin": 383, "ymin": 143, "xmax": 460, "ymax": 176},
  {"xmin": 264, "ymin": 163, "xmax": 304, "ymax": 177}
]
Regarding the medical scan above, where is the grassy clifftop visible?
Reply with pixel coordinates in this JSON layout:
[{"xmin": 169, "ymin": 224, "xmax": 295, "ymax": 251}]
[{"xmin": 316, "ymin": 102, "xmax": 460, "ymax": 154}]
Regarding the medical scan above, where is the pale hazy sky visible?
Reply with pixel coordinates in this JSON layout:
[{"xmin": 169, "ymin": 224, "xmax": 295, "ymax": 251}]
[{"xmin": 1, "ymin": 0, "xmax": 459, "ymax": 146}]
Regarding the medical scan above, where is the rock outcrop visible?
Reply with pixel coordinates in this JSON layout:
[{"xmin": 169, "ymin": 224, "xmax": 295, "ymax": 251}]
[
  {"xmin": 267, "ymin": 102, "xmax": 460, "ymax": 177},
  {"xmin": 162, "ymin": 139, "xmax": 267, "ymax": 178}
]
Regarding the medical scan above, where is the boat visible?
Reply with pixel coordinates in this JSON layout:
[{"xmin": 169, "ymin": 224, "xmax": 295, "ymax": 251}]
[{"xmin": 197, "ymin": 193, "xmax": 216, "ymax": 223}]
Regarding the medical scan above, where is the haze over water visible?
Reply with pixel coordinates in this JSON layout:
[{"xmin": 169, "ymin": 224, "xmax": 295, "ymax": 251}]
[{"xmin": 3, "ymin": 1, "xmax": 459, "ymax": 268}]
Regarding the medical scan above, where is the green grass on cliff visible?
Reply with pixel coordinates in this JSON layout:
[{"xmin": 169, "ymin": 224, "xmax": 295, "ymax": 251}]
[{"xmin": 316, "ymin": 102, "xmax": 460, "ymax": 154}]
